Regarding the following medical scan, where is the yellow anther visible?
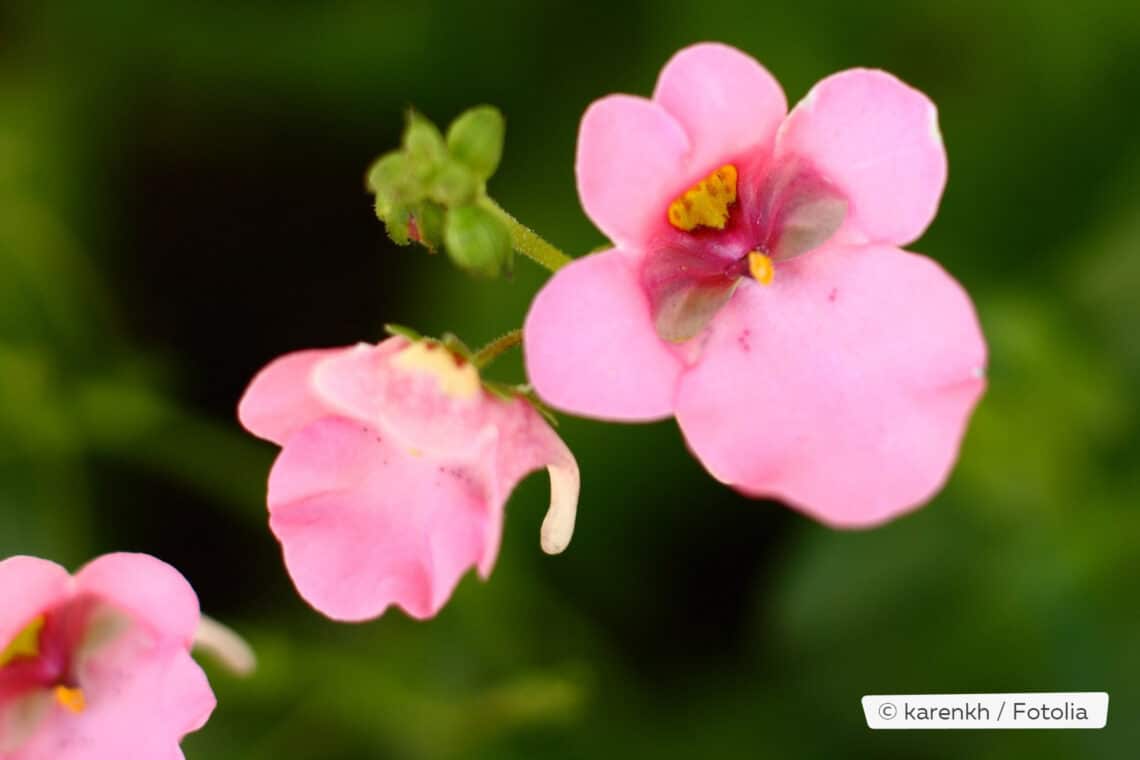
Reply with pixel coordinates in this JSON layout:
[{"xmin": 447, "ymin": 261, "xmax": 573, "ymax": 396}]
[
  {"xmin": 667, "ymin": 164, "xmax": 738, "ymax": 232},
  {"xmin": 54, "ymin": 685, "xmax": 86, "ymax": 714},
  {"xmin": 0, "ymin": 616, "xmax": 44, "ymax": 666},
  {"xmin": 747, "ymin": 251, "xmax": 774, "ymax": 285}
]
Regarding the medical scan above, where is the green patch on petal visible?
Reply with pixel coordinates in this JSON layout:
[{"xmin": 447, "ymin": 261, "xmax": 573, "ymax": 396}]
[
  {"xmin": 653, "ymin": 278, "xmax": 741, "ymax": 343},
  {"xmin": 0, "ymin": 691, "xmax": 52, "ymax": 753},
  {"xmin": 73, "ymin": 602, "xmax": 132, "ymax": 663},
  {"xmin": 643, "ymin": 248, "xmax": 741, "ymax": 343}
]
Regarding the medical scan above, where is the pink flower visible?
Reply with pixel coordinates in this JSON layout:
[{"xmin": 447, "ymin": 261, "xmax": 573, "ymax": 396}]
[
  {"xmin": 0, "ymin": 553, "xmax": 215, "ymax": 759},
  {"xmin": 238, "ymin": 337, "xmax": 580, "ymax": 621},
  {"xmin": 524, "ymin": 43, "xmax": 986, "ymax": 527}
]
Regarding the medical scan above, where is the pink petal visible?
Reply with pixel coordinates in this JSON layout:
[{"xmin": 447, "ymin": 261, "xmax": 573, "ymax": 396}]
[
  {"xmin": 14, "ymin": 649, "xmax": 214, "ymax": 760},
  {"xmin": 653, "ymin": 42, "xmax": 786, "ymax": 174},
  {"xmin": 237, "ymin": 347, "xmax": 348, "ymax": 445},
  {"xmin": 73, "ymin": 553, "xmax": 201, "ymax": 646},
  {"xmin": 776, "ymin": 69, "xmax": 947, "ymax": 247},
  {"xmin": 523, "ymin": 249, "xmax": 684, "ymax": 421},
  {"xmin": 576, "ymin": 95, "xmax": 691, "ymax": 248},
  {"xmin": 674, "ymin": 243, "xmax": 986, "ymax": 527},
  {"xmin": 0, "ymin": 556, "xmax": 70, "ymax": 654},
  {"xmin": 148, "ymin": 649, "xmax": 216, "ymax": 741},
  {"xmin": 317, "ymin": 345, "xmax": 580, "ymax": 563},
  {"xmin": 267, "ymin": 418, "xmax": 493, "ymax": 621},
  {"xmin": 312, "ymin": 338, "xmax": 501, "ymax": 460}
]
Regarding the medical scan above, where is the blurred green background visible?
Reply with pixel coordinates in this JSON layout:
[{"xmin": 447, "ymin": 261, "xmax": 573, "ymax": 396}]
[{"xmin": 2, "ymin": 1, "xmax": 1138, "ymax": 757}]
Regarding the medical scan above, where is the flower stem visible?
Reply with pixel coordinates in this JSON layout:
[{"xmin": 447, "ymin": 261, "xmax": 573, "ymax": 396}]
[
  {"xmin": 479, "ymin": 197, "xmax": 573, "ymax": 272},
  {"xmin": 473, "ymin": 328, "xmax": 523, "ymax": 369}
]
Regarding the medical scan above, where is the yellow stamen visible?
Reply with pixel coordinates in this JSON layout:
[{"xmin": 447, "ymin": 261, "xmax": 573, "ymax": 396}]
[
  {"xmin": 54, "ymin": 685, "xmax": 86, "ymax": 714},
  {"xmin": 0, "ymin": 616, "xmax": 44, "ymax": 666},
  {"xmin": 667, "ymin": 164, "xmax": 737, "ymax": 232},
  {"xmin": 747, "ymin": 251, "xmax": 774, "ymax": 285}
]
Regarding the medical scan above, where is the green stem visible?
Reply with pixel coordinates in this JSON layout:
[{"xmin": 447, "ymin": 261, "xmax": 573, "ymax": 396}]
[
  {"xmin": 472, "ymin": 328, "xmax": 523, "ymax": 369},
  {"xmin": 480, "ymin": 197, "xmax": 573, "ymax": 272}
]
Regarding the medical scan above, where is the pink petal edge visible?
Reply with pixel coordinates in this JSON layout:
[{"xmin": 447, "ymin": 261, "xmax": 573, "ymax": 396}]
[
  {"xmin": 237, "ymin": 347, "xmax": 349, "ymax": 445},
  {"xmin": 674, "ymin": 243, "xmax": 986, "ymax": 527},
  {"xmin": 776, "ymin": 68, "xmax": 947, "ymax": 248},
  {"xmin": 575, "ymin": 95, "xmax": 691, "ymax": 249},
  {"xmin": 524, "ymin": 249, "xmax": 684, "ymax": 422},
  {"xmin": 653, "ymin": 42, "xmax": 787, "ymax": 176},
  {"xmin": 73, "ymin": 553, "xmax": 201, "ymax": 646},
  {"xmin": 0, "ymin": 556, "xmax": 71, "ymax": 652}
]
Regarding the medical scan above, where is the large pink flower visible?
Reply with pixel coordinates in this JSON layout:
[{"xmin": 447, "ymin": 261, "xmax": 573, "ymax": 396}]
[
  {"xmin": 524, "ymin": 43, "xmax": 986, "ymax": 527},
  {"xmin": 0, "ymin": 553, "xmax": 215, "ymax": 759},
  {"xmin": 238, "ymin": 337, "xmax": 580, "ymax": 622}
]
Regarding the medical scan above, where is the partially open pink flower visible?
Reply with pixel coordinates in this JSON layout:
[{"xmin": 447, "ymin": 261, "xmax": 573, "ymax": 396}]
[
  {"xmin": 238, "ymin": 337, "xmax": 580, "ymax": 621},
  {"xmin": 524, "ymin": 43, "xmax": 986, "ymax": 527},
  {"xmin": 0, "ymin": 553, "xmax": 215, "ymax": 759}
]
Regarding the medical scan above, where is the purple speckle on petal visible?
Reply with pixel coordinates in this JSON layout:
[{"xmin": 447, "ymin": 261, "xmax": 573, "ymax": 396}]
[
  {"xmin": 737, "ymin": 329, "xmax": 752, "ymax": 353},
  {"xmin": 828, "ymin": 288, "xmax": 838, "ymax": 303}
]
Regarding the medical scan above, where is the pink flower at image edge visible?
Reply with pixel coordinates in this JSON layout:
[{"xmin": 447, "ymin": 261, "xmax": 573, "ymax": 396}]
[
  {"xmin": 238, "ymin": 337, "xmax": 580, "ymax": 622},
  {"xmin": 524, "ymin": 42, "xmax": 986, "ymax": 527},
  {"xmin": 0, "ymin": 553, "xmax": 215, "ymax": 759}
]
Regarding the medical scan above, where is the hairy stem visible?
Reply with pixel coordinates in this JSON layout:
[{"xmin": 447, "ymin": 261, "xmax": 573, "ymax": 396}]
[
  {"xmin": 480, "ymin": 197, "xmax": 572, "ymax": 272},
  {"xmin": 473, "ymin": 328, "xmax": 523, "ymax": 368}
]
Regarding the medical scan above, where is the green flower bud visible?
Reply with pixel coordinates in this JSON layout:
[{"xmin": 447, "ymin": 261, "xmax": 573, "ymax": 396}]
[
  {"xmin": 443, "ymin": 204, "xmax": 513, "ymax": 278},
  {"xmin": 446, "ymin": 106, "xmax": 505, "ymax": 181},
  {"xmin": 403, "ymin": 111, "xmax": 446, "ymax": 181},
  {"xmin": 429, "ymin": 160, "xmax": 479, "ymax": 207},
  {"xmin": 366, "ymin": 151, "xmax": 413, "ymax": 200},
  {"xmin": 411, "ymin": 201, "xmax": 446, "ymax": 251},
  {"xmin": 377, "ymin": 199, "xmax": 412, "ymax": 245}
]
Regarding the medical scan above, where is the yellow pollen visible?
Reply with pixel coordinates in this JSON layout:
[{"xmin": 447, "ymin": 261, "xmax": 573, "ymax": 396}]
[
  {"xmin": 0, "ymin": 615, "xmax": 44, "ymax": 666},
  {"xmin": 667, "ymin": 164, "xmax": 737, "ymax": 231},
  {"xmin": 747, "ymin": 251, "xmax": 774, "ymax": 285},
  {"xmin": 54, "ymin": 685, "xmax": 86, "ymax": 714}
]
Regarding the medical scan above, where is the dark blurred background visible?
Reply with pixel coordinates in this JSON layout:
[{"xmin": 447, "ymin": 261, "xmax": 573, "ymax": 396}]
[{"xmin": 2, "ymin": 1, "xmax": 1138, "ymax": 757}]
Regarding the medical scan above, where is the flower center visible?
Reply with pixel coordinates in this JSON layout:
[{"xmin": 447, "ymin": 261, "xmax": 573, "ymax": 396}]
[
  {"xmin": 1, "ymin": 614, "xmax": 88, "ymax": 715},
  {"xmin": 667, "ymin": 164, "xmax": 737, "ymax": 231},
  {"xmin": 646, "ymin": 160, "xmax": 848, "ymax": 342}
]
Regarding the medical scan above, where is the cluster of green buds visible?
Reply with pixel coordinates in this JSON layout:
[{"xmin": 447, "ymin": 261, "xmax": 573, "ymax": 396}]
[{"xmin": 367, "ymin": 106, "xmax": 513, "ymax": 278}]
